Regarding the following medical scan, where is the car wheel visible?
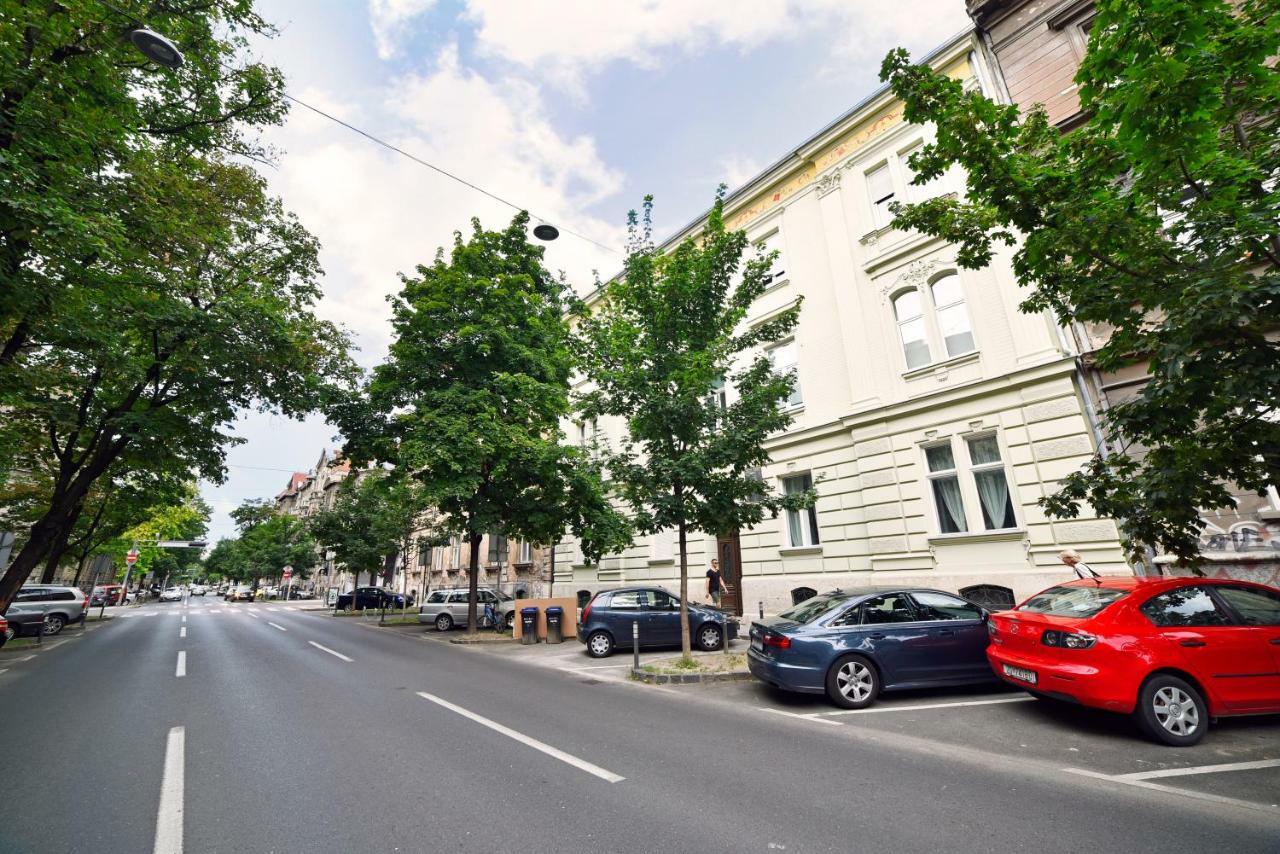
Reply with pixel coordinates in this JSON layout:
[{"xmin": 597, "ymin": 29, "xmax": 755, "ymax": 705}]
[
  {"xmin": 586, "ymin": 631, "xmax": 614, "ymax": 658},
  {"xmin": 42, "ymin": 614, "xmax": 66, "ymax": 636},
  {"xmin": 435, "ymin": 613, "xmax": 454, "ymax": 632},
  {"xmin": 696, "ymin": 623, "xmax": 724, "ymax": 651},
  {"xmin": 1135, "ymin": 674, "xmax": 1208, "ymax": 746},
  {"xmin": 825, "ymin": 654, "xmax": 880, "ymax": 709}
]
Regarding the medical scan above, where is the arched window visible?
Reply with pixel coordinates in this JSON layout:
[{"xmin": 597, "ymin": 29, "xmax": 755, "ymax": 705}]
[
  {"xmin": 891, "ymin": 272, "xmax": 977, "ymax": 371},
  {"xmin": 893, "ymin": 290, "xmax": 931, "ymax": 369}
]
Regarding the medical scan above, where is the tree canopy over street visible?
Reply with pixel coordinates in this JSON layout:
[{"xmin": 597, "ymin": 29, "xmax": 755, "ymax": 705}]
[{"xmin": 879, "ymin": 0, "xmax": 1280, "ymax": 561}]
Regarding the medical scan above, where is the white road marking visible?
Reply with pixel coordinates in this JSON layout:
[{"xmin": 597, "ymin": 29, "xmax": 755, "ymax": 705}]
[
  {"xmin": 1115, "ymin": 758, "xmax": 1280, "ymax": 781},
  {"xmin": 816, "ymin": 696, "xmax": 1037, "ymax": 717},
  {"xmin": 179, "ymin": 627, "xmax": 186, "ymax": 639},
  {"xmin": 180, "ymin": 615, "xmax": 186, "ymax": 624},
  {"xmin": 246, "ymin": 612, "xmax": 259, "ymax": 619},
  {"xmin": 266, "ymin": 607, "xmax": 281, "ymax": 612},
  {"xmin": 0, "ymin": 669, "xmax": 7, "ymax": 675},
  {"xmin": 1065, "ymin": 767, "xmax": 1277, "ymax": 813},
  {"xmin": 153, "ymin": 726, "xmax": 185, "ymax": 854},
  {"xmin": 759, "ymin": 707, "xmax": 843, "ymax": 726},
  {"xmin": 308, "ymin": 641, "xmax": 352, "ymax": 662},
  {"xmin": 10, "ymin": 655, "xmax": 36, "ymax": 663},
  {"xmin": 175, "ymin": 651, "xmax": 186, "ymax": 678},
  {"xmin": 417, "ymin": 691, "xmax": 625, "ymax": 783},
  {"xmin": 42, "ymin": 639, "xmax": 67, "ymax": 650},
  {"xmin": 268, "ymin": 622, "xmax": 287, "ymax": 632}
]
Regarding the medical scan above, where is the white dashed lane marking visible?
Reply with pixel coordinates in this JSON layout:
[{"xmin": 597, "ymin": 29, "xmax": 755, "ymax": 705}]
[
  {"xmin": 308, "ymin": 641, "xmax": 352, "ymax": 662},
  {"xmin": 268, "ymin": 622, "xmax": 287, "ymax": 632},
  {"xmin": 175, "ymin": 651, "xmax": 186, "ymax": 678},
  {"xmin": 152, "ymin": 726, "xmax": 185, "ymax": 854}
]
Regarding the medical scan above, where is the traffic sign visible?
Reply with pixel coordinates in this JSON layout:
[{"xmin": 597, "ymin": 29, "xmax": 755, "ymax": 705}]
[
  {"xmin": 125, "ymin": 549, "xmax": 139, "ymax": 566},
  {"xmin": 282, "ymin": 568, "xmax": 292, "ymax": 581}
]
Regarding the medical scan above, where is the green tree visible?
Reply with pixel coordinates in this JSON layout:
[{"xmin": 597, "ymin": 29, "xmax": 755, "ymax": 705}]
[
  {"xmin": 203, "ymin": 537, "xmax": 245, "ymax": 583},
  {"xmin": 576, "ymin": 193, "xmax": 813, "ymax": 659},
  {"xmin": 0, "ymin": 153, "xmax": 355, "ymax": 611},
  {"xmin": 335, "ymin": 213, "xmax": 629, "ymax": 633},
  {"xmin": 879, "ymin": 0, "xmax": 1279, "ymax": 561},
  {"xmin": 107, "ymin": 490, "xmax": 211, "ymax": 586},
  {"xmin": 231, "ymin": 501, "xmax": 316, "ymax": 587}
]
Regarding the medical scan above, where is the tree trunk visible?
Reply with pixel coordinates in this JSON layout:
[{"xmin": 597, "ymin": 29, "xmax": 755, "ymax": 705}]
[
  {"xmin": 466, "ymin": 531, "xmax": 482, "ymax": 634},
  {"xmin": 678, "ymin": 521, "xmax": 691, "ymax": 660}
]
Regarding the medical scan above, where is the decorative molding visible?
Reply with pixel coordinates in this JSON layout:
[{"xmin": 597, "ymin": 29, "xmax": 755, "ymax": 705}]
[{"xmin": 815, "ymin": 169, "xmax": 843, "ymax": 198}]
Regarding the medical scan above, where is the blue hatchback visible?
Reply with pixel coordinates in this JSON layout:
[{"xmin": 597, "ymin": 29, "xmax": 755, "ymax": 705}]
[
  {"xmin": 579, "ymin": 587, "xmax": 739, "ymax": 658},
  {"xmin": 747, "ymin": 587, "xmax": 997, "ymax": 708}
]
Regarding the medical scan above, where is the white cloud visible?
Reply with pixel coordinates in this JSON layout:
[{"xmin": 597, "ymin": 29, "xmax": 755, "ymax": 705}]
[
  {"xmin": 718, "ymin": 153, "xmax": 765, "ymax": 192},
  {"xmin": 460, "ymin": 0, "xmax": 970, "ymax": 89},
  {"xmin": 368, "ymin": 0, "xmax": 437, "ymax": 60}
]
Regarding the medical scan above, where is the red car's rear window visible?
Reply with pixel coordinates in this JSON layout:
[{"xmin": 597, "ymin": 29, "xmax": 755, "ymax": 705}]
[{"xmin": 1018, "ymin": 585, "xmax": 1128, "ymax": 618}]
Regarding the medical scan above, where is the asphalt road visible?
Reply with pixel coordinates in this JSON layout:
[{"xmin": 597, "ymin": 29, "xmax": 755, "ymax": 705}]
[{"xmin": 1, "ymin": 600, "xmax": 1276, "ymax": 853}]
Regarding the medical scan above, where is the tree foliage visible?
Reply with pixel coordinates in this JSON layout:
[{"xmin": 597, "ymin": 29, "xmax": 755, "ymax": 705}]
[
  {"xmin": 879, "ymin": 0, "xmax": 1280, "ymax": 560},
  {"xmin": 224, "ymin": 500, "xmax": 316, "ymax": 584},
  {"xmin": 576, "ymin": 192, "xmax": 813, "ymax": 657},
  {"xmin": 334, "ymin": 213, "xmax": 630, "ymax": 632}
]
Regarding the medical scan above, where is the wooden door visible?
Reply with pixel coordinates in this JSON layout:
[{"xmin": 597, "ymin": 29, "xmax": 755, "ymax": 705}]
[{"xmin": 716, "ymin": 531, "xmax": 744, "ymax": 616}]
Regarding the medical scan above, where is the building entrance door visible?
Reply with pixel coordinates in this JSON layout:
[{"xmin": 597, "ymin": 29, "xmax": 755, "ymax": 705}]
[{"xmin": 716, "ymin": 531, "xmax": 744, "ymax": 616}]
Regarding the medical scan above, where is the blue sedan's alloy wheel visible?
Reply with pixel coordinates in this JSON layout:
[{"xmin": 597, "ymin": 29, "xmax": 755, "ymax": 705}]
[{"xmin": 826, "ymin": 655, "xmax": 880, "ymax": 709}]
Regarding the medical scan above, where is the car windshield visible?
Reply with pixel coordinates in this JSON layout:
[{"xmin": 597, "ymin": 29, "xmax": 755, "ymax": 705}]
[
  {"xmin": 1018, "ymin": 586, "xmax": 1128, "ymax": 618},
  {"xmin": 777, "ymin": 595, "xmax": 849, "ymax": 624}
]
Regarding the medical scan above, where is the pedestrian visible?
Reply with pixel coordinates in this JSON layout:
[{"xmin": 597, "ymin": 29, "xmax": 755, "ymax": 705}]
[
  {"xmin": 706, "ymin": 559, "xmax": 726, "ymax": 606},
  {"xmin": 1059, "ymin": 548, "xmax": 1100, "ymax": 580}
]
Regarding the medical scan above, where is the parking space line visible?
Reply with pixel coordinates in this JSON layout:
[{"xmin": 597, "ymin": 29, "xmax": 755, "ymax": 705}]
[
  {"xmin": 308, "ymin": 641, "xmax": 352, "ymax": 662},
  {"xmin": 417, "ymin": 691, "xmax": 625, "ymax": 783},
  {"xmin": 10, "ymin": 655, "xmax": 36, "ymax": 663},
  {"xmin": 816, "ymin": 696, "xmax": 1037, "ymax": 717},
  {"xmin": 153, "ymin": 726, "xmax": 185, "ymax": 854},
  {"xmin": 1117, "ymin": 758, "xmax": 1280, "ymax": 781},
  {"xmin": 175, "ymin": 651, "xmax": 186, "ymax": 678},
  {"xmin": 1065, "ymin": 767, "xmax": 1278, "ymax": 813},
  {"xmin": 759, "ymin": 708, "xmax": 843, "ymax": 726},
  {"xmin": 268, "ymin": 622, "xmax": 287, "ymax": 632}
]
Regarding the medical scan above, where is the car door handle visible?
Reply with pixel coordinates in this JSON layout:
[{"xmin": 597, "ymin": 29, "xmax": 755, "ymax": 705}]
[
  {"xmin": 1179, "ymin": 640, "xmax": 1206, "ymax": 648},
  {"xmin": 935, "ymin": 630, "xmax": 955, "ymax": 637},
  {"xmin": 868, "ymin": 632, "xmax": 885, "ymax": 640}
]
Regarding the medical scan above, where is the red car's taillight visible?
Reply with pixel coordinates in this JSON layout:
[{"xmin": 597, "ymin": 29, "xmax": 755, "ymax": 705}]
[{"xmin": 762, "ymin": 632, "xmax": 791, "ymax": 650}]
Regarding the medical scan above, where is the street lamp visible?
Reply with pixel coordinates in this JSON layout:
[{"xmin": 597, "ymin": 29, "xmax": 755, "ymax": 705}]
[
  {"xmin": 532, "ymin": 223, "xmax": 559, "ymax": 242},
  {"xmin": 128, "ymin": 28, "xmax": 184, "ymax": 69}
]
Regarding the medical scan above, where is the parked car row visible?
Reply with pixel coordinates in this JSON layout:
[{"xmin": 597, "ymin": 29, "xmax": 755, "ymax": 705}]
[
  {"xmin": 746, "ymin": 577, "xmax": 1280, "ymax": 747},
  {"xmin": 1, "ymin": 584, "xmax": 90, "ymax": 640}
]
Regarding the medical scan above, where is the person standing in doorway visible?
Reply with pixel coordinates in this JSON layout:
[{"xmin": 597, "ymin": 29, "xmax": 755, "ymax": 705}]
[
  {"xmin": 706, "ymin": 559, "xmax": 726, "ymax": 606},
  {"xmin": 1059, "ymin": 548, "xmax": 1101, "ymax": 580}
]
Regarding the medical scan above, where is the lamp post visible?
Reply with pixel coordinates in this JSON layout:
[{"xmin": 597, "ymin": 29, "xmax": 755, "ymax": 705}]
[{"xmin": 99, "ymin": 2, "xmax": 185, "ymax": 68}]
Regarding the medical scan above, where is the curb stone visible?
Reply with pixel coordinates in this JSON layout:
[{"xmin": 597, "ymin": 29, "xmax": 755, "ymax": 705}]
[{"xmin": 631, "ymin": 667, "xmax": 754, "ymax": 685}]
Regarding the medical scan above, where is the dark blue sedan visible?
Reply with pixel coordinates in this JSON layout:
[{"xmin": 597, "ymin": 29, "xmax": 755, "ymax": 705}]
[
  {"xmin": 579, "ymin": 587, "xmax": 739, "ymax": 658},
  {"xmin": 747, "ymin": 587, "xmax": 997, "ymax": 708}
]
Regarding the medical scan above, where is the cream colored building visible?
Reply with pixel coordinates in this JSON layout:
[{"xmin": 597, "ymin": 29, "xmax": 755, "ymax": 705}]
[{"xmin": 552, "ymin": 29, "xmax": 1128, "ymax": 613}]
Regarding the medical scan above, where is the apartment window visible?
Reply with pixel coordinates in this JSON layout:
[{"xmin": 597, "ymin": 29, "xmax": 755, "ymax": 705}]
[
  {"xmin": 450, "ymin": 535, "xmax": 461, "ymax": 567},
  {"xmin": 891, "ymin": 273, "xmax": 976, "ymax": 371},
  {"xmin": 756, "ymin": 231, "xmax": 787, "ymax": 286},
  {"xmin": 417, "ymin": 540, "xmax": 430, "ymax": 568},
  {"xmin": 931, "ymin": 274, "xmax": 975, "ymax": 357},
  {"xmin": 893, "ymin": 290, "xmax": 931, "ymax": 370},
  {"xmin": 967, "ymin": 435, "xmax": 1016, "ymax": 530},
  {"xmin": 517, "ymin": 539, "xmax": 532, "ymax": 563},
  {"xmin": 782, "ymin": 473, "xmax": 820, "ymax": 547},
  {"xmin": 707, "ymin": 377, "xmax": 727, "ymax": 411},
  {"xmin": 769, "ymin": 340, "xmax": 803, "ymax": 409},
  {"xmin": 487, "ymin": 534, "xmax": 508, "ymax": 566},
  {"xmin": 926, "ymin": 443, "xmax": 967, "ymax": 534},
  {"xmin": 866, "ymin": 163, "xmax": 896, "ymax": 229},
  {"xmin": 650, "ymin": 527, "xmax": 673, "ymax": 562}
]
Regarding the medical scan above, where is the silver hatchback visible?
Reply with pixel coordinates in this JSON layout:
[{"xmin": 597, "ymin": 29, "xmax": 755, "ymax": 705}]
[
  {"xmin": 418, "ymin": 587, "xmax": 515, "ymax": 631},
  {"xmin": 6, "ymin": 585, "xmax": 89, "ymax": 636}
]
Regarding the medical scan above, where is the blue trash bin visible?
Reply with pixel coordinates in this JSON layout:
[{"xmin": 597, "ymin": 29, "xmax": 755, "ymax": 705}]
[
  {"xmin": 545, "ymin": 606, "xmax": 564, "ymax": 644},
  {"xmin": 520, "ymin": 606, "xmax": 540, "ymax": 645}
]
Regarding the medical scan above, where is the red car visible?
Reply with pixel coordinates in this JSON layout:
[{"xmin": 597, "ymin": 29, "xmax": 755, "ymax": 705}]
[
  {"xmin": 0, "ymin": 614, "xmax": 9, "ymax": 647},
  {"xmin": 987, "ymin": 576, "xmax": 1280, "ymax": 746}
]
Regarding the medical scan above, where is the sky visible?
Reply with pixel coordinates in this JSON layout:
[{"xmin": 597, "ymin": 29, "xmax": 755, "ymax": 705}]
[{"xmin": 199, "ymin": 0, "xmax": 972, "ymax": 545}]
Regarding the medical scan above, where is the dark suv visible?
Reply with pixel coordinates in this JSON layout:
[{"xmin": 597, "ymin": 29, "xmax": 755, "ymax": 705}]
[
  {"xmin": 335, "ymin": 587, "xmax": 412, "ymax": 611},
  {"xmin": 578, "ymin": 587, "xmax": 738, "ymax": 658}
]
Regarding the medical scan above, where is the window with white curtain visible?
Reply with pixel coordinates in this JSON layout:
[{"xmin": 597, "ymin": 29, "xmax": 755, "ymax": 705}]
[
  {"xmin": 782, "ymin": 473, "xmax": 820, "ymax": 547},
  {"xmin": 891, "ymin": 273, "xmax": 976, "ymax": 372},
  {"xmin": 925, "ymin": 444, "xmax": 967, "ymax": 534},
  {"xmin": 768, "ymin": 340, "xmax": 803, "ymax": 409},
  {"xmin": 517, "ymin": 539, "xmax": 532, "ymax": 563},
  {"xmin": 756, "ymin": 231, "xmax": 787, "ymax": 286},
  {"xmin": 931, "ymin": 274, "xmax": 975, "ymax": 357},
  {"xmin": 967, "ymin": 435, "xmax": 1017, "ymax": 530},
  {"xmin": 650, "ymin": 527, "xmax": 673, "ymax": 561}
]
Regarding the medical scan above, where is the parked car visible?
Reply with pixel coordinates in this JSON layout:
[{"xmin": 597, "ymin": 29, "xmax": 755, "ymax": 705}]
[
  {"xmin": 283, "ymin": 588, "xmax": 313, "ymax": 600},
  {"xmin": 7, "ymin": 585, "xmax": 89, "ymax": 636},
  {"xmin": 337, "ymin": 586, "xmax": 412, "ymax": 613},
  {"xmin": 418, "ymin": 587, "xmax": 513, "ymax": 631},
  {"xmin": 159, "ymin": 588, "xmax": 183, "ymax": 602},
  {"xmin": 90, "ymin": 585, "xmax": 125, "ymax": 607},
  {"xmin": 190, "ymin": 585, "xmax": 207, "ymax": 597},
  {"xmin": 227, "ymin": 585, "xmax": 254, "ymax": 602},
  {"xmin": 747, "ymin": 587, "xmax": 995, "ymax": 709},
  {"xmin": 0, "ymin": 615, "xmax": 9, "ymax": 647},
  {"xmin": 988, "ymin": 576, "xmax": 1280, "ymax": 746},
  {"xmin": 579, "ymin": 587, "xmax": 739, "ymax": 658}
]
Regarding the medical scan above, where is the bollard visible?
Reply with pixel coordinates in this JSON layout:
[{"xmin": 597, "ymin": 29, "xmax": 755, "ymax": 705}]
[
  {"xmin": 758, "ymin": 600, "xmax": 764, "ymax": 619},
  {"xmin": 632, "ymin": 620, "xmax": 639, "ymax": 671}
]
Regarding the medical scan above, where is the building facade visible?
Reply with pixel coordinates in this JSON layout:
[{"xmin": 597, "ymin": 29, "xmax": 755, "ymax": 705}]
[
  {"xmin": 969, "ymin": 0, "xmax": 1280, "ymax": 585},
  {"xmin": 552, "ymin": 27, "xmax": 1130, "ymax": 613}
]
